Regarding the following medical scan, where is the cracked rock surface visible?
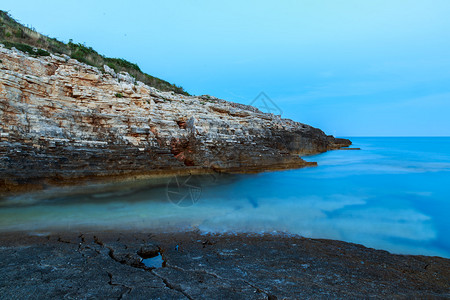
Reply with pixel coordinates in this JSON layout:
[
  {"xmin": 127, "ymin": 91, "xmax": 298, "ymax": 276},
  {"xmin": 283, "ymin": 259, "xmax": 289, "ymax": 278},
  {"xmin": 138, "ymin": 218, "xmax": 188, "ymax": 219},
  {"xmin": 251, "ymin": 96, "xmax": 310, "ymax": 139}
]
[{"xmin": 0, "ymin": 231, "xmax": 449, "ymax": 299}]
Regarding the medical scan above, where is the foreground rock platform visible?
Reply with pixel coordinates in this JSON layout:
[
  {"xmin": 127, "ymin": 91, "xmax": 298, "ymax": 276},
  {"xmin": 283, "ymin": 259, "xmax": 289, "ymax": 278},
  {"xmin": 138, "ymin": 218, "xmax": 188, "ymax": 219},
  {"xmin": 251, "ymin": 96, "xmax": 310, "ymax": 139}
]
[{"xmin": 0, "ymin": 231, "xmax": 448, "ymax": 299}]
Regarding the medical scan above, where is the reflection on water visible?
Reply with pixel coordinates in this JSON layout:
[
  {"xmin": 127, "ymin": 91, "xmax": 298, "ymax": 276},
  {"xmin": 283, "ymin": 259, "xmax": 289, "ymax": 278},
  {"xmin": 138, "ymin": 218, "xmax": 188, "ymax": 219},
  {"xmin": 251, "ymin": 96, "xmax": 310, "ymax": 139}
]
[
  {"xmin": 140, "ymin": 252, "xmax": 165, "ymax": 269},
  {"xmin": 1, "ymin": 137, "xmax": 450, "ymax": 258}
]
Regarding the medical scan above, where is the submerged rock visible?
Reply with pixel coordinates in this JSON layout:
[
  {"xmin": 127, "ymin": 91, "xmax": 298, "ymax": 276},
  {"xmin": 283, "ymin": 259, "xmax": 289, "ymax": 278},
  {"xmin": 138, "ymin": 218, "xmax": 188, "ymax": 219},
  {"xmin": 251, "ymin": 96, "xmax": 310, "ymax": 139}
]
[{"xmin": 0, "ymin": 45, "xmax": 351, "ymax": 191}]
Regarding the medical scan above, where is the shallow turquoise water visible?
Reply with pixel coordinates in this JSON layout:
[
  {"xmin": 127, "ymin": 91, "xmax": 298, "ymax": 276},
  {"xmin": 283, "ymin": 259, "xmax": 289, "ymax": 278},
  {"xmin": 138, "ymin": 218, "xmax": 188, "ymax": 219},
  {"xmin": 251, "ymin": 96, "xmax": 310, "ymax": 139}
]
[{"xmin": 1, "ymin": 137, "xmax": 449, "ymax": 258}]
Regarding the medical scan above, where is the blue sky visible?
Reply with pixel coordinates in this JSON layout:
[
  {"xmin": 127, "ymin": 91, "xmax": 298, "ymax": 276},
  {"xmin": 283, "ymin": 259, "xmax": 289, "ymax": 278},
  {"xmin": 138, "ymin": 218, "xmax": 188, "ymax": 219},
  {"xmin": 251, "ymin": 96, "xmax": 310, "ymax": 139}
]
[{"xmin": 3, "ymin": 1, "xmax": 450, "ymax": 136}]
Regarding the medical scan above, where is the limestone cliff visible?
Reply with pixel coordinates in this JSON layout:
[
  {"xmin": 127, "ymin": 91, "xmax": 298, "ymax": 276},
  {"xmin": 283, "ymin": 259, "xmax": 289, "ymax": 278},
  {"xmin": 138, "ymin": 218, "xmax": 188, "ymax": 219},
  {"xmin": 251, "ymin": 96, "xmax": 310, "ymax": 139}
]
[{"xmin": 0, "ymin": 45, "xmax": 351, "ymax": 191}]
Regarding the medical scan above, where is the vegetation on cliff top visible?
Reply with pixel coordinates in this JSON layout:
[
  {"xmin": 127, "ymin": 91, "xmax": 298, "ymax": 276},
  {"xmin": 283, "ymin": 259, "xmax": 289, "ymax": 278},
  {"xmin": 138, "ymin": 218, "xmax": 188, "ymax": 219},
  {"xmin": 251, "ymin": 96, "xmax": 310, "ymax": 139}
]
[{"xmin": 0, "ymin": 10, "xmax": 189, "ymax": 95}]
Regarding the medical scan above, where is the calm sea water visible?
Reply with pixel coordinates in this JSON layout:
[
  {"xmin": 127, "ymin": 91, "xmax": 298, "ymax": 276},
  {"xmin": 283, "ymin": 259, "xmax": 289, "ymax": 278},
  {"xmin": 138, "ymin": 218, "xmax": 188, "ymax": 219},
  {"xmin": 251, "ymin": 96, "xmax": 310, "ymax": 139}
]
[{"xmin": 1, "ymin": 137, "xmax": 449, "ymax": 258}]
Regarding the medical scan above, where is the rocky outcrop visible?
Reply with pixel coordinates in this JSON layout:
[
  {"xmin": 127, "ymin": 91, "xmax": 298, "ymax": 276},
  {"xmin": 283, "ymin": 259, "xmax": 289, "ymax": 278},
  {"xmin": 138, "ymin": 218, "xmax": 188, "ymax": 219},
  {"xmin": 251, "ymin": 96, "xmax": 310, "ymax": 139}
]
[{"xmin": 0, "ymin": 45, "xmax": 351, "ymax": 191}]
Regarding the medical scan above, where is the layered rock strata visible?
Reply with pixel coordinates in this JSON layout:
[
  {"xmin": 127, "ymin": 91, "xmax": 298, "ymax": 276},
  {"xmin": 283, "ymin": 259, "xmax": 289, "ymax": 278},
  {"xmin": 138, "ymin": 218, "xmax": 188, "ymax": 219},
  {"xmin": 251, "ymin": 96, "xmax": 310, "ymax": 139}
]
[{"xmin": 0, "ymin": 45, "xmax": 351, "ymax": 191}]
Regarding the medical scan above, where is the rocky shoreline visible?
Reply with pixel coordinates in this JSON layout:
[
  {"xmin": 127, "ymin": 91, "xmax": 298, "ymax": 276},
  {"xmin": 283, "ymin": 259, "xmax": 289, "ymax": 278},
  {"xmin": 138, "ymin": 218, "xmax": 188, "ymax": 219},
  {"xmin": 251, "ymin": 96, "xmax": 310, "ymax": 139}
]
[
  {"xmin": 0, "ymin": 45, "xmax": 350, "ymax": 193},
  {"xmin": 0, "ymin": 231, "xmax": 448, "ymax": 299},
  {"xmin": 2, "ymin": 13, "xmax": 448, "ymax": 300}
]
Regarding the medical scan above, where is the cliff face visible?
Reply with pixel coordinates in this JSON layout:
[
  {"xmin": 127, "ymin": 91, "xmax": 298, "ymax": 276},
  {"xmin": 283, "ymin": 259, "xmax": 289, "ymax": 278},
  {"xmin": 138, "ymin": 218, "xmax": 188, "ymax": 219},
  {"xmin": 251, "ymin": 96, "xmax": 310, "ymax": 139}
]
[{"xmin": 0, "ymin": 45, "xmax": 350, "ymax": 191}]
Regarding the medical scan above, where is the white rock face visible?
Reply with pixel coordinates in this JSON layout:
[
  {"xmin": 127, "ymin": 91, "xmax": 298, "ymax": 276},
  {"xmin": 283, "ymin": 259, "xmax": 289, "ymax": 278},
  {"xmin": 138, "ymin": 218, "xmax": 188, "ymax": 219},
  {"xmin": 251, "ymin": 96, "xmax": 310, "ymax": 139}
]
[
  {"xmin": 117, "ymin": 71, "xmax": 135, "ymax": 84},
  {"xmin": 0, "ymin": 45, "xmax": 350, "ymax": 188},
  {"xmin": 103, "ymin": 64, "xmax": 116, "ymax": 77}
]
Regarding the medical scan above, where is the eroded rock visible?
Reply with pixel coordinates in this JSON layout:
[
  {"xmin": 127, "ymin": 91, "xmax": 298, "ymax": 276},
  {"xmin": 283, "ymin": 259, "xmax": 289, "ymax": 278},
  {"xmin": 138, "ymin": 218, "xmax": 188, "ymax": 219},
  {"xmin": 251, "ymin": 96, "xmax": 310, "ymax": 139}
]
[
  {"xmin": 0, "ymin": 46, "xmax": 351, "ymax": 191},
  {"xmin": 0, "ymin": 231, "xmax": 448, "ymax": 299}
]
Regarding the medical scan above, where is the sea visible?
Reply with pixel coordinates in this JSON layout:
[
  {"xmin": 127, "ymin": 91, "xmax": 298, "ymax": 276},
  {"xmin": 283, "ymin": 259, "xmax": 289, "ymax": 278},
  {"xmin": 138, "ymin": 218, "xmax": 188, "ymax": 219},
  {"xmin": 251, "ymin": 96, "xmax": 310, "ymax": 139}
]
[{"xmin": 1, "ymin": 137, "xmax": 449, "ymax": 258}]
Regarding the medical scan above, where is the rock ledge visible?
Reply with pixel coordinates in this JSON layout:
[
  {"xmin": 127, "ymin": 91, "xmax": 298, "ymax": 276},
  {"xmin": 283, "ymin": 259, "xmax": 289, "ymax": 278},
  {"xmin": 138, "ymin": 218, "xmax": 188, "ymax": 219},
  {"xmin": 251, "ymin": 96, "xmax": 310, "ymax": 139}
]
[{"xmin": 0, "ymin": 45, "xmax": 350, "ymax": 192}]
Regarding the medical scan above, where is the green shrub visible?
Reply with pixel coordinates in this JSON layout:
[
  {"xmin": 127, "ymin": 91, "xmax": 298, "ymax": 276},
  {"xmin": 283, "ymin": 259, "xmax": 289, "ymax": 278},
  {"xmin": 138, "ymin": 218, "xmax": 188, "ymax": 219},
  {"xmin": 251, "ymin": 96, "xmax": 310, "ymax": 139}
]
[
  {"xmin": 1, "ymin": 41, "xmax": 49, "ymax": 56},
  {"xmin": 35, "ymin": 48, "xmax": 50, "ymax": 56},
  {"xmin": 14, "ymin": 28, "xmax": 23, "ymax": 38},
  {"xmin": 106, "ymin": 62, "xmax": 117, "ymax": 71},
  {"xmin": 0, "ymin": 9, "xmax": 190, "ymax": 95},
  {"xmin": 115, "ymin": 93, "xmax": 124, "ymax": 98},
  {"xmin": 105, "ymin": 57, "xmax": 141, "ymax": 72},
  {"xmin": 70, "ymin": 51, "xmax": 93, "ymax": 66},
  {"xmin": 5, "ymin": 41, "xmax": 33, "ymax": 53}
]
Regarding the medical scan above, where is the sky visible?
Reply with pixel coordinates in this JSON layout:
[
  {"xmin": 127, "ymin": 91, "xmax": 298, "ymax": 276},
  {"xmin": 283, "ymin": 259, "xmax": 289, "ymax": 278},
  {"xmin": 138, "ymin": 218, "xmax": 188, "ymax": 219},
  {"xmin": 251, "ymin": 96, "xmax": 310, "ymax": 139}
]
[{"xmin": 2, "ymin": 0, "xmax": 450, "ymax": 136}]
